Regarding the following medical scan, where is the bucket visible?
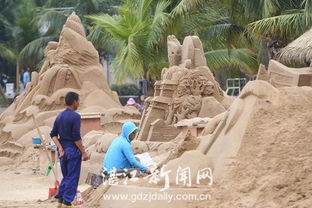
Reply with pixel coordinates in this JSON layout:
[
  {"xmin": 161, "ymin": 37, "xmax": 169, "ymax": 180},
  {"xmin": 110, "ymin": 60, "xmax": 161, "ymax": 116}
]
[
  {"xmin": 48, "ymin": 181, "xmax": 59, "ymax": 199},
  {"xmin": 32, "ymin": 137, "xmax": 42, "ymax": 145},
  {"xmin": 48, "ymin": 187, "xmax": 57, "ymax": 199}
]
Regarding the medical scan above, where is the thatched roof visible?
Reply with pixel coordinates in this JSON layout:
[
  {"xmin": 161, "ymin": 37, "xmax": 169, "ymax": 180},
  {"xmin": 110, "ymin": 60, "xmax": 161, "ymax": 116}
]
[{"xmin": 277, "ymin": 29, "xmax": 312, "ymax": 66}]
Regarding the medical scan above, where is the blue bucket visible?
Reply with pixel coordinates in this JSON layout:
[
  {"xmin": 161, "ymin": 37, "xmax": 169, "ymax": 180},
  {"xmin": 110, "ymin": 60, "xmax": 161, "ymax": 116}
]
[{"xmin": 32, "ymin": 137, "xmax": 42, "ymax": 145}]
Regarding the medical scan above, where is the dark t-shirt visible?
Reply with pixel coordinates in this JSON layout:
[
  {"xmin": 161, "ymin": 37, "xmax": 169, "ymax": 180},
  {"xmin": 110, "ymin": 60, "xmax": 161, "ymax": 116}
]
[{"xmin": 50, "ymin": 108, "xmax": 81, "ymax": 149}]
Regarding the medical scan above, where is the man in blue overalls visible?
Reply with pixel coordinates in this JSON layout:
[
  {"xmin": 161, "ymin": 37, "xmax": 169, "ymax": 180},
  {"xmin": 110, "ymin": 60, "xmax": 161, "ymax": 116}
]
[{"xmin": 50, "ymin": 92, "xmax": 89, "ymax": 208}]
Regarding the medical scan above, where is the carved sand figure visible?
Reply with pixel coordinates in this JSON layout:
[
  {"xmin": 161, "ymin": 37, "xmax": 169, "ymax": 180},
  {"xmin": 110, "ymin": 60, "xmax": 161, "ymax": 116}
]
[
  {"xmin": 137, "ymin": 35, "xmax": 232, "ymax": 142},
  {"xmin": 196, "ymin": 80, "xmax": 280, "ymax": 178},
  {"xmin": 256, "ymin": 60, "xmax": 312, "ymax": 87},
  {"xmin": 0, "ymin": 12, "xmax": 138, "ymax": 160}
]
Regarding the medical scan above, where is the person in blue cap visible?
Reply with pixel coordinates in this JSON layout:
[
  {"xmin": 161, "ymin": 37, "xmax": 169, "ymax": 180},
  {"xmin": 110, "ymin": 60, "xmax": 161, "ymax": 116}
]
[
  {"xmin": 103, "ymin": 122, "xmax": 151, "ymax": 174},
  {"xmin": 50, "ymin": 92, "xmax": 89, "ymax": 208}
]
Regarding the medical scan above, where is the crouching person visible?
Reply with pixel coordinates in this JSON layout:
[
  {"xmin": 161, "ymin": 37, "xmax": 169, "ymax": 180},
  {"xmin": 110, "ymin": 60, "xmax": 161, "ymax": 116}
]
[{"xmin": 103, "ymin": 122, "xmax": 151, "ymax": 176}]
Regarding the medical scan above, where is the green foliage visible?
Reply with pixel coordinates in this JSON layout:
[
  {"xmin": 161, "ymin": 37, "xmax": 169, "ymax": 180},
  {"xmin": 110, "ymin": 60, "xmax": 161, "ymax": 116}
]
[
  {"xmin": 1, "ymin": 0, "xmax": 312, "ymax": 84},
  {"xmin": 111, "ymin": 83, "xmax": 139, "ymax": 95},
  {"xmin": 87, "ymin": 0, "xmax": 171, "ymax": 82},
  {"xmin": 246, "ymin": 0, "xmax": 312, "ymax": 39},
  {"xmin": 0, "ymin": 0, "xmax": 121, "ymax": 74},
  {"xmin": 0, "ymin": 44, "xmax": 16, "ymax": 63},
  {"xmin": 205, "ymin": 48, "xmax": 258, "ymax": 74}
]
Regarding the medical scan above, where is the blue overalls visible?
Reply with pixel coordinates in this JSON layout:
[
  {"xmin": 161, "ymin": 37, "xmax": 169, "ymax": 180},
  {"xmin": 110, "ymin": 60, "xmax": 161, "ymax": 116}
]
[
  {"xmin": 103, "ymin": 122, "xmax": 147, "ymax": 173},
  {"xmin": 50, "ymin": 108, "xmax": 82, "ymax": 204}
]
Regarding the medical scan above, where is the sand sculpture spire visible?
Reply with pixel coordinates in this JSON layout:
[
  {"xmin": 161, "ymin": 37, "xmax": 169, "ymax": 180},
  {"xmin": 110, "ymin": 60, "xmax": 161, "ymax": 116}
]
[
  {"xmin": 137, "ymin": 35, "xmax": 232, "ymax": 141},
  {"xmin": 0, "ymin": 12, "xmax": 121, "ymax": 144}
]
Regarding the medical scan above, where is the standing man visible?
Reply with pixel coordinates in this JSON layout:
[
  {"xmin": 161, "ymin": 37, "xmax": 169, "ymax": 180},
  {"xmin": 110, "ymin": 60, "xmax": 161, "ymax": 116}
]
[
  {"xmin": 22, "ymin": 67, "xmax": 30, "ymax": 87},
  {"xmin": 50, "ymin": 92, "xmax": 89, "ymax": 208}
]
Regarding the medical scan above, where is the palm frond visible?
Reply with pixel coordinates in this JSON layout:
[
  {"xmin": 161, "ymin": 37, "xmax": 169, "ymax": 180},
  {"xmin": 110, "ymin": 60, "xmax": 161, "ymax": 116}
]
[
  {"xmin": 38, "ymin": 10, "xmax": 67, "ymax": 35},
  {"xmin": 137, "ymin": 0, "xmax": 152, "ymax": 22},
  {"xmin": 148, "ymin": 0, "xmax": 170, "ymax": 48},
  {"xmin": 112, "ymin": 40, "xmax": 143, "ymax": 83},
  {"xmin": 238, "ymin": 0, "xmax": 280, "ymax": 20},
  {"xmin": 205, "ymin": 48, "xmax": 258, "ymax": 74},
  {"xmin": 0, "ymin": 44, "xmax": 16, "ymax": 63},
  {"xmin": 171, "ymin": 0, "xmax": 206, "ymax": 17},
  {"xmin": 248, "ymin": 12, "xmax": 308, "ymax": 38},
  {"xmin": 87, "ymin": 25, "xmax": 119, "ymax": 54},
  {"xmin": 86, "ymin": 14, "xmax": 129, "ymax": 40},
  {"xmin": 303, "ymin": 0, "xmax": 312, "ymax": 22},
  {"xmin": 19, "ymin": 36, "xmax": 55, "ymax": 67},
  {"xmin": 263, "ymin": 0, "xmax": 280, "ymax": 17},
  {"xmin": 0, "ymin": 13, "xmax": 11, "ymax": 27}
]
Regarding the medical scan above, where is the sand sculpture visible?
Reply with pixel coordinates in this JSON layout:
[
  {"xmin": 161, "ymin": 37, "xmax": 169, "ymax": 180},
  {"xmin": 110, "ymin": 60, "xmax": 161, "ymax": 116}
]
[
  {"xmin": 2, "ymin": 29, "xmax": 311, "ymax": 207},
  {"xmin": 78, "ymin": 78, "xmax": 312, "ymax": 208},
  {"xmin": 137, "ymin": 35, "xmax": 231, "ymax": 142},
  {"xmin": 196, "ymin": 80, "xmax": 280, "ymax": 178},
  {"xmin": 0, "ymin": 12, "xmax": 139, "ymax": 162},
  {"xmin": 256, "ymin": 59, "xmax": 312, "ymax": 87},
  {"xmin": 192, "ymin": 83, "xmax": 312, "ymax": 208}
]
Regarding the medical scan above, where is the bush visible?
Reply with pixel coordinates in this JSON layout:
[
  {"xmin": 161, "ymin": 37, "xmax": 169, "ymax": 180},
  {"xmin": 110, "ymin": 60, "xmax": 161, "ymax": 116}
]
[{"xmin": 111, "ymin": 83, "xmax": 139, "ymax": 96}]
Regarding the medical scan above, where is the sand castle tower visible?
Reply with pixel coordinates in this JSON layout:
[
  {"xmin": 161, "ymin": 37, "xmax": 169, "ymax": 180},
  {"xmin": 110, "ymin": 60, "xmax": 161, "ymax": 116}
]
[
  {"xmin": 0, "ymin": 12, "xmax": 123, "ymax": 148},
  {"xmin": 137, "ymin": 35, "xmax": 231, "ymax": 142}
]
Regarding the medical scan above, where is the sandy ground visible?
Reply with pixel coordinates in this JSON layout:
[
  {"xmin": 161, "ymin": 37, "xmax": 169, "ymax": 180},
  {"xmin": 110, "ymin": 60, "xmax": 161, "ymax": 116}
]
[
  {"xmin": 0, "ymin": 166, "xmax": 55, "ymax": 207},
  {"xmin": 0, "ymin": 166, "xmax": 90, "ymax": 208}
]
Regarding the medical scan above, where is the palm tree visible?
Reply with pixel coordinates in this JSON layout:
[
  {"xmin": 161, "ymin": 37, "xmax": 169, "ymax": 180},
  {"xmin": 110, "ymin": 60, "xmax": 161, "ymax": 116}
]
[
  {"xmin": 171, "ymin": 0, "xmax": 258, "ymax": 74},
  {"xmin": 246, "ymin": 0, "xmax": 312, "ymax": 65},
  {"xmin": 87, "ymin": 0, "xmax": 171, "ymax": 82},
  {"xmin": 17, "ymin": 0, "xmax": 123, "ymax": 70},
  {"xmin": 246, "ymin": 0, "xmax": 310, "ymax": 37}
]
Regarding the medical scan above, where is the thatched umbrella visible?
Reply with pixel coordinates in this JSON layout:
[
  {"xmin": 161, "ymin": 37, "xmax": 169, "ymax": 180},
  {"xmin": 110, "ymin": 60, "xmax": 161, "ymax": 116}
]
[{"xmin": 277, "ymin": 28, "xmax": 312, "ymax": 66}]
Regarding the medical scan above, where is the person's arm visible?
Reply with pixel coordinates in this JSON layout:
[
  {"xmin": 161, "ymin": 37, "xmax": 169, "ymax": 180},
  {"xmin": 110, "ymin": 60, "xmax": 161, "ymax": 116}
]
[
  {"xmin": 52, "ymin": 136, "xmax": 64, "ymax": 157},
  {"xmin": 74, "ymin": 139, "xmax": 89, "ymax": 161},
  {"xmin": 74, "ymin": 139, "xmax": 85, "ymax": 154},
  {"xmin": 122, "ymin": 143, "xmax": 148, "ymax": 173},
  {"xmin": 50, "ymin": 119, "xmax": 64, "ymax": 157},
  {"xmin": 72, "ymin": 115, "xmax": 89, "ymax": 161}
]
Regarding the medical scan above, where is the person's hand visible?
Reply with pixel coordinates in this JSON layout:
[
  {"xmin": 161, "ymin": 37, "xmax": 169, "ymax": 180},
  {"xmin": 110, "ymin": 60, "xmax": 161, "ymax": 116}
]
[
  {"xmin": 82, "ymin": 152, "xmax": 89, "ymax": 161},
  {"xmin": 58, "ymin": 148, "xmax": 64, "ymax": 158},
  {"xmin": 145, "ymin": 168, "xmax": 152, "ymax": 174}
]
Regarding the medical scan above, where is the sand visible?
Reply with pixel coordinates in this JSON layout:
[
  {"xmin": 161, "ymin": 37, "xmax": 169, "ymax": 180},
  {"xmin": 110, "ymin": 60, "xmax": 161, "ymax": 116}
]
[
  {"xmin": 192, "ymin": 86, "xmax": 312, "ymax": 207},
  {"xmin": 2, "ymin": 86, "xmax": 312, "ymax": 208},
  {"xmin": 0, "ymin": 13, "xmax": 312, "ymax": 207}
]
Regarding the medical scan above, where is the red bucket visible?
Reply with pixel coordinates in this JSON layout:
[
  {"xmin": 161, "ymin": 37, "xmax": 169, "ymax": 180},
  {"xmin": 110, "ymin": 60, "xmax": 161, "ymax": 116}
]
[{"xmin": 48, "ymin": 181, "xmax": 60, "ymax": 199}]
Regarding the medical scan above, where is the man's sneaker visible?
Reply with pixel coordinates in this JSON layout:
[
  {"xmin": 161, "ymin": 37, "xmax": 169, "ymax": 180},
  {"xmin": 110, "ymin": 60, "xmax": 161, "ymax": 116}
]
[
  {"xmin": 62, "ymin": 201, "xmax": 72, "ymax": 207},
  {"xmin": 56, "ymin": 198, "xmax": 63, "ymax": 208},
  {"xmin": 61, "ymin": 205, "xmax": 72, "ymax": 208}
]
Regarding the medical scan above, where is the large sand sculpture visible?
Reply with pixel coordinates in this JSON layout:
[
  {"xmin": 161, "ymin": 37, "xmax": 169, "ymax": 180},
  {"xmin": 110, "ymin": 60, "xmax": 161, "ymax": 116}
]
[
  {"xmin": 192, "ymin": 82, "xmax": 312, "ymax": 207},
  {"xmin": 137, "ymin": 35, "xmax": 232, "ymax": 142},
  {"xmin": 196, "ymin": 80, "xmax": 279, "ymax": 178},
  {"xmin": 0, "ymin": 12, "xmax": 139, "ymax": 162},
  {"xmin": 80, "ymin": 79, "xmax": 312, "ymax": 208}
]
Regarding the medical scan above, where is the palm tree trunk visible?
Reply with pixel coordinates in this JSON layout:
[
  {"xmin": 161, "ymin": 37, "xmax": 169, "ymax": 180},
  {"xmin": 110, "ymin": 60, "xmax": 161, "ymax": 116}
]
[
  {"xmin": 143, "ymin": 66, "xmax": 148, "ymax": 80},
  {"xmin": 16, "ymin": 62, "xmax": 20, "ymax": 94},
  {"xmin": 0, "ymin": 87, "xmax": 8, "ymax": 104}
]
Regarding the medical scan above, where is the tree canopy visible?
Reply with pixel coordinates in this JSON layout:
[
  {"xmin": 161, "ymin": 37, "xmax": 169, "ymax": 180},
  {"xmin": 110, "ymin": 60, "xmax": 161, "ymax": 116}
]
[{"xmin": 1, "ymin": 0, "xmax": 312, "ymax": 84}]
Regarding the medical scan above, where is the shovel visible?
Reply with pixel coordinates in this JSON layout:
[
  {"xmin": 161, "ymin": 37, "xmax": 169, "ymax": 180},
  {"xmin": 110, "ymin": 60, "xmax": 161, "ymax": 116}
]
[{"xmin": 23, "ymin": 106, "xmax": 60, "ymax": 198}]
